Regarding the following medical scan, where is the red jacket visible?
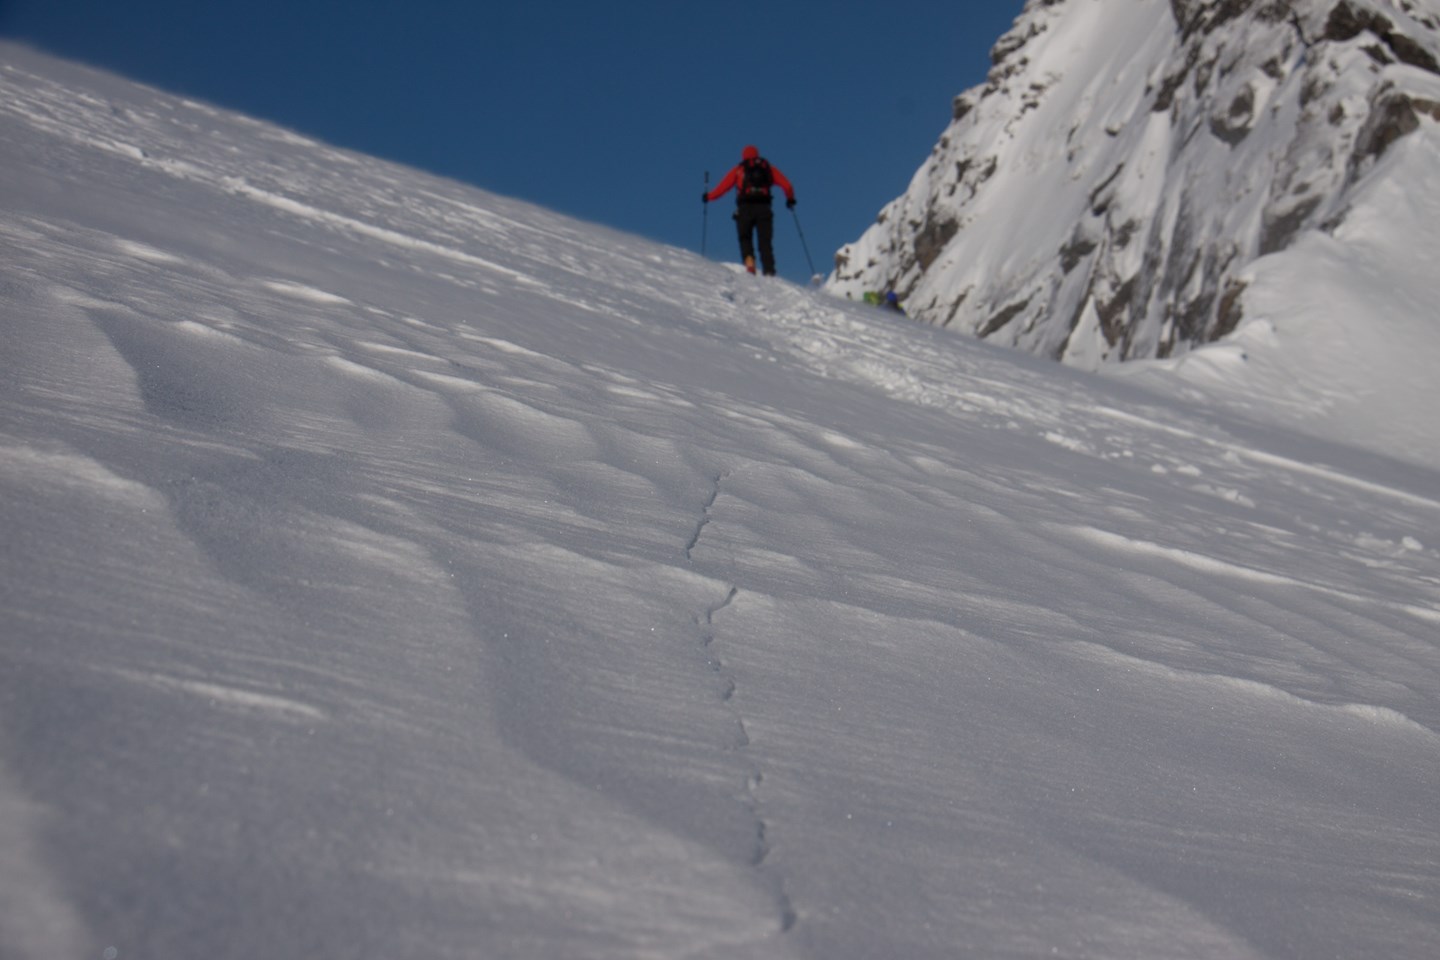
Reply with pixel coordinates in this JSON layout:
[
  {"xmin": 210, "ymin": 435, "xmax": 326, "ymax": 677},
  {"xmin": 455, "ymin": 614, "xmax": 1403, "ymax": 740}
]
[{"xmin": 706, "ymin": 148, "xmax": 795, "ymax": 205}]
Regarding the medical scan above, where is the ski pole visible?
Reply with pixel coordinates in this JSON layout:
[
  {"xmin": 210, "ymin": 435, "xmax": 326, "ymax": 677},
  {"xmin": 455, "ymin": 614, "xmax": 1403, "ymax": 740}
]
[
  {"xmin": 701, "ymin": 171, "xmax": 710, "ymax": 256},
  {"xmin": 790, "ymin": 205, "xmax": 817, "ymax": 277}
]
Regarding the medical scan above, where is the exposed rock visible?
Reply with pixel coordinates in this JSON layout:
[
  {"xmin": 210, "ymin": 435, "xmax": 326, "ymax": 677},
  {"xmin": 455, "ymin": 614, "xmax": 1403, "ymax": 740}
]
[{"xmin": 914, "ymin": 216, "xmax": 960, "ymax": 271}]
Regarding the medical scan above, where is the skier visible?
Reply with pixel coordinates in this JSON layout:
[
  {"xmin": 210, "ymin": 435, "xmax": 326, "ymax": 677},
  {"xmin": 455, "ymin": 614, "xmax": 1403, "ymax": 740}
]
[{"xmin": 703, "ymin": 145, "xmax": 796, "ymax": 276}]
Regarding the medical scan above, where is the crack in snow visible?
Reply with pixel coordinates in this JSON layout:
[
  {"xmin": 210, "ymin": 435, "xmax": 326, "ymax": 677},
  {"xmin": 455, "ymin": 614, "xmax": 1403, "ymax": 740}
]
[
  {"xmin": 684, "ymin": 472, "xmax": 795, "ymax": 935},
  {"xmin": 684, "ymin": 470, "xmax": 729, "ymax": 561}
]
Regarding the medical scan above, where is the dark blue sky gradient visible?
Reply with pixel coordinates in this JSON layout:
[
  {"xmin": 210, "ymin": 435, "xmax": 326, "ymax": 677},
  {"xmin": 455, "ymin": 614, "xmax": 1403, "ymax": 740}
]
[{"xmin": 0, "ymin": 1, "xmax": 1024, "ymax": 283}]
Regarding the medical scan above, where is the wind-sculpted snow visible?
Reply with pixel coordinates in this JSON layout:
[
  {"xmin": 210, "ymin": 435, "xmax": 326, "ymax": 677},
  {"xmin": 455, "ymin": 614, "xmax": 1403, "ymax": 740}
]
[{"xmin": 2, "ymin": 42, "xmax": 1440, "ymax": 959}]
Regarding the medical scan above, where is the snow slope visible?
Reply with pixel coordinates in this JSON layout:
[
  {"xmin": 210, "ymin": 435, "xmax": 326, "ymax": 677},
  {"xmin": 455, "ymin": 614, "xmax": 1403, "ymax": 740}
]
[{"xmin": 2, "ymin": 42, "xmax": 1440, "ymax": 960}]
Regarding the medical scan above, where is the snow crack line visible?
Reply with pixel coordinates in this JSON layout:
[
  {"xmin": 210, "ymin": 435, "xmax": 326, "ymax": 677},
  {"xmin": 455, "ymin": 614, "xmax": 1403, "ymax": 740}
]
[
  {"xmin": 696, "ymin": 582, "xmax": 795, "ymax": 932},
  {"xmin": 683, "ymin": 470, "xmax": 796, "ymax": 934},
  {"xmin": 684, "ymin": 470, "xmax": 729, "ymax": 561}
]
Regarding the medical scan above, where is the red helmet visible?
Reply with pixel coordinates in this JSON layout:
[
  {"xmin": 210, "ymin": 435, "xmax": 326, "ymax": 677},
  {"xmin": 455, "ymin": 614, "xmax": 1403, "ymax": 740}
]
[{"xmin": 742, "ymin": 145, "xmax": 760, "ymax": 161}]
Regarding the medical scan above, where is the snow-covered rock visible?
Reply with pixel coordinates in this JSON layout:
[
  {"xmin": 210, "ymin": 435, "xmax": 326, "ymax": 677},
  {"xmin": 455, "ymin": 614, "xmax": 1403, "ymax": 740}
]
[{"xmin": 829, "ymin": 0, "xmax": 1440, "ymax": 370}]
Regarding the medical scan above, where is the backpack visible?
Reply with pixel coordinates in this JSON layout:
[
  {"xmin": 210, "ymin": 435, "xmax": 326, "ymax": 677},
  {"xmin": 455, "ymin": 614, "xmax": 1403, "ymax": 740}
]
[{"xmin": 739, "ymin": 158, "xmax": 774, "ymax": 201}]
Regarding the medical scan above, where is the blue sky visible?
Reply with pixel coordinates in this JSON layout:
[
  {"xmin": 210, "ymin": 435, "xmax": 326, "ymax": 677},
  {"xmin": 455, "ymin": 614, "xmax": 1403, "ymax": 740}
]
[{"xmin": 0, "ymin": 0, "xmax": 1024, "ymax": 284}]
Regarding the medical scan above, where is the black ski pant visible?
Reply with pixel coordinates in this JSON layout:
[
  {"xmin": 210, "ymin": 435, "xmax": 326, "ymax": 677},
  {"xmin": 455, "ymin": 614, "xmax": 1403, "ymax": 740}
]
[{"xmin": 733, "ymin": 203, "xmax": 776, "ymax": 275}]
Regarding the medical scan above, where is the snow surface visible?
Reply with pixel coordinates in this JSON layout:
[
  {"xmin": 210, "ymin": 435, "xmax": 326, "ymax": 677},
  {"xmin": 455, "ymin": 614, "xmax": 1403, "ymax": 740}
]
[{"xmin": 3, "ymin": 42, "xmax": 1440, "ymax": 960}]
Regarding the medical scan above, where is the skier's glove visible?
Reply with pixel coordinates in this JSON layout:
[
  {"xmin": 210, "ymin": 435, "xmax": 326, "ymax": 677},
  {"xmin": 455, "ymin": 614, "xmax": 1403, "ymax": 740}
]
[
  {"xmin": 701, "ymin": 193, "xmax": 710, "ymax": 204},
  {"xmin": 786, "ymin": 197, "xmax": 797, "ymax": 209}
]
